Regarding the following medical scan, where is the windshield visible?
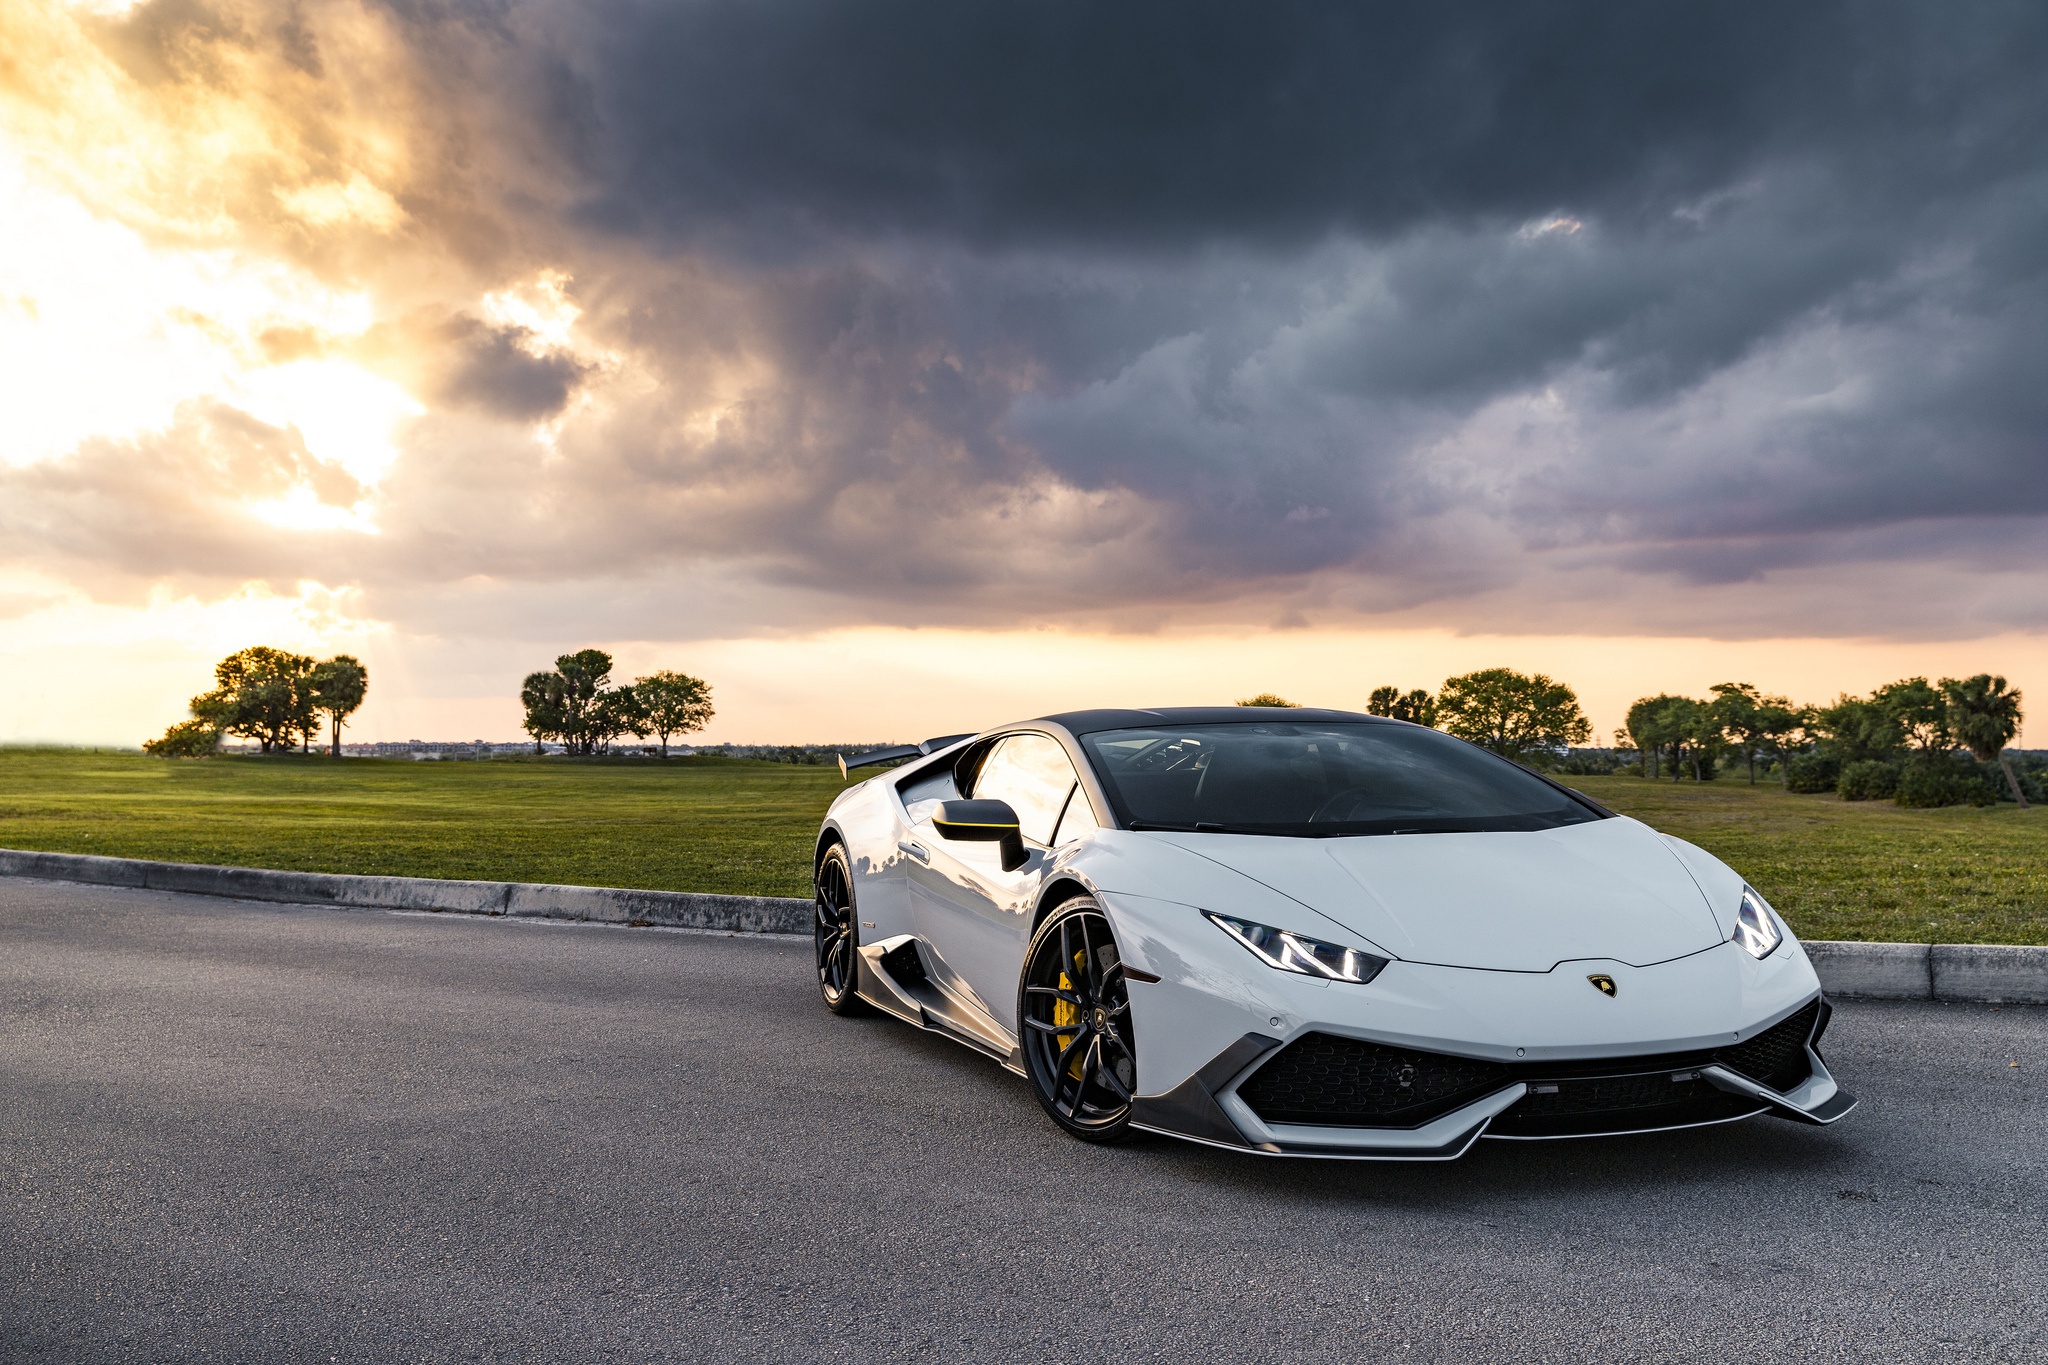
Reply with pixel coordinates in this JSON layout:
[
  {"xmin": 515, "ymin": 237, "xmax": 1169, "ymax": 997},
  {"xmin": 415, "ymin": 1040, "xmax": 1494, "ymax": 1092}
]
[{"xmin": 1079, "ymin": 722, "xmax": 1604, "ymax": 837}]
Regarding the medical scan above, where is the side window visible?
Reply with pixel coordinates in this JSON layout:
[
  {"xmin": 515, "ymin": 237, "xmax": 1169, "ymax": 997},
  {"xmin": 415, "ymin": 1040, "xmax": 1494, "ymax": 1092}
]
[
  {"xmin": 971, "ymin": 734, "xmax": 1079, "ymax": 847},
  {"xmin": 1052, "ymin": 786, "xmax": 1100, "ymax": 847}
]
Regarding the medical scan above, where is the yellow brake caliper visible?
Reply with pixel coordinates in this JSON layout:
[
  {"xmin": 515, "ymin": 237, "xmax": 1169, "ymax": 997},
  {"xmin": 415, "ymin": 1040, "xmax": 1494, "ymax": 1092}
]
[{"xmin": 1053, "ymin": 950, "xmax": 1088, "ymax": 1081}]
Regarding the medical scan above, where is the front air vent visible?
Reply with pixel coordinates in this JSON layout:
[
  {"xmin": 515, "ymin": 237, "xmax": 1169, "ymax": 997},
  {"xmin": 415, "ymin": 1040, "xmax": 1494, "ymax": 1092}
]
[
  {"xmin": 1235, "ymin": 1033, "xmax": 1511, "ymax": 1128},
  {"xmin": 878, "ymin": 939, "xmax": 928, "ymax": 987},
  {"xmin": 1719, "ymin": 1000, "xmax": 1820, "ymax": 1093}
]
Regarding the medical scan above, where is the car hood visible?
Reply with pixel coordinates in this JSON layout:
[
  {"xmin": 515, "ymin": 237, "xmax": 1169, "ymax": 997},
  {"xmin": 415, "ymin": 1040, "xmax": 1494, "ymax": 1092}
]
[{"xmin": 1143, "ymin": 816, "xmax": 1729, "ymax": 972}]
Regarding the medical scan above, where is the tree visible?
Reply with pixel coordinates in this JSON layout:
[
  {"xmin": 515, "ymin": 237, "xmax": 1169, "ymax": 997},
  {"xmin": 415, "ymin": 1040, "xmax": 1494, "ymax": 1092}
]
[
  {"xmin": 553, "ymin": 649, "xmax": 614, "ymax": 754},
  {"xmin": 521, "ymin": 649, "xmax": 657, "ymax": 755},
  {"xmin": 308, "ymin": 655, "xmax": 369, "ymax": 758},
  {"xmin": 1436, "ymin": 668, "xmax": 1592, "ymax": 762},
  {"xmin": 589, "ymin": 684, "xmax": 649, "ymax": 754},
  {"xmin": 193, "ymin": 647, "xmax": 316, "ymax": 754},
  {"xmin": 1707, "ymin": 684, "xmax": 1761, "ymax": 783},
  {"xmin": 1626, "ymin": 695, "xmax": 1675, "ymax": 777},
  {"xmin": 1654, "ymin": 697, "xmax": 1701, "ymax": 781},
  {"xmin": 1873, "ymin": 677, "xmax": 1950, "ymax": 754},
  {"xmin": 146, "ymin": 646, "xmax": 355, "ymax": 758},
  {"xmin": 520, "ymin": 670, "xmax": 571, "ymax": 753},
  {"xmin": 1707, "ymin": 682, "xmax": 1794, "ymax": 784},
  {"xmin": 1624, "ymin": 694, "xmax": 1703, "ymax": 780},
  {"xmin": 1680, "ymin": 699, "xmax": 1727, "ymax": 781},
  {"xmin": 1367, "ymin": 685, "xmax": 1437, "ymax": 726},
  {"xmin": 634, "ymin": 670, "xmax": 716, "ymax": 756},
  {"xmin": 1943, "ymin": 674, "xmax": 2028, "ymax": 809},
  {"xmin": 1236, "ymin": 693, "xmax": 1300, "ymax": 707},
  {"xmin": 1811, "ymin": 694, "xmax": 1904, "ymax": 764},
  {"xmin": 1754, "ymin": 700, "xmax": 1811, "ymax": 784}
]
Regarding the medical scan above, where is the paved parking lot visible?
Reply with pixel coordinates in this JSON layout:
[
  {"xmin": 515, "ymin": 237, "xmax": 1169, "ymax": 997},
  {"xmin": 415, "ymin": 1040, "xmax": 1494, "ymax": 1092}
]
[{"xmin": 1, "ymin": 878, "xmax": 2043, "ymax": 1363}]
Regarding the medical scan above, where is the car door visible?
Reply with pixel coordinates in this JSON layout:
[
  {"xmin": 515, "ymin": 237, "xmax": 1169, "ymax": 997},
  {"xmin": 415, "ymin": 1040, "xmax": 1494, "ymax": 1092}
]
[{"xmin": 907, "ymin": 732, "xmax": 1087, "ymax": 1035}]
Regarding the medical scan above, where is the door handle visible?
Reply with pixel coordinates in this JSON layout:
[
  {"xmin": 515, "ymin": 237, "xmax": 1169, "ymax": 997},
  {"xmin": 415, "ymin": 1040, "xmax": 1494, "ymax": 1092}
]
[{"xmin": 897, "ymin": 840, "xmax": 930, "ymax": 864}]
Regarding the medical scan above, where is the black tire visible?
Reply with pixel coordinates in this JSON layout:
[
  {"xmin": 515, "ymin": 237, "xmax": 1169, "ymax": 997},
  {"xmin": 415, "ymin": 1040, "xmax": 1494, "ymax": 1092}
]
[
  {"xmin": 1018, "ymin": 897, "xmax": 1137, "ymax": 1142},
  {"xmin": 814, "ymin": 844, "xmax": 871, "ymax": 1016}
]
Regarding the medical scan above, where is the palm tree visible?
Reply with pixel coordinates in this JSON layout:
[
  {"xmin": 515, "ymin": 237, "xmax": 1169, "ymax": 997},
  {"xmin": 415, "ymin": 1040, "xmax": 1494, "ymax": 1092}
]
[{"xmin": 1943, "ymin": 674, "xmax": 2028, "ymax": 809}]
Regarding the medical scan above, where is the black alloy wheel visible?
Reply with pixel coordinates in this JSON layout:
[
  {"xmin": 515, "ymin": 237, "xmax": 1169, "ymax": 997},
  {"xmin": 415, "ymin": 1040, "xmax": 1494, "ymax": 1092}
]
[
  {"xmin": 814, "ymin": 844, "xmax": 870, "ymax": 1015},
  {"xmin": 1019, "ymin": 898, "xmax": 1137, "ymax": 1141}
]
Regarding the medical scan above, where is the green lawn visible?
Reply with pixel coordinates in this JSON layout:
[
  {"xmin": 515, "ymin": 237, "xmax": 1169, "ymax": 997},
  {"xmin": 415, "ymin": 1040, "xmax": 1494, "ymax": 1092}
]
[
  {"xmin": 0, "ymin": 747, "xmax": 847, "ymax": 899},
  {"xmin": 1, "ymin": 749, "xmax": 2043, "ymax": 943}
]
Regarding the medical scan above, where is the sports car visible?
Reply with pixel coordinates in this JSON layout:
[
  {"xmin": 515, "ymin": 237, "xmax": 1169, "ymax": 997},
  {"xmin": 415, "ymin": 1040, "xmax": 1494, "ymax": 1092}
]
[{"xmin": 813, "ymin": 707, "xmax": 1855, "ymax": 1159}]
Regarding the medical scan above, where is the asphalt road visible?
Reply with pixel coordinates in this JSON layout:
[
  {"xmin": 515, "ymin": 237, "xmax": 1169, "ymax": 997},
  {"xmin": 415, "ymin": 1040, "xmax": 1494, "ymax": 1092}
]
[{"xmin": 1, "ymin": 880, "xmax": 2043, "ymax": 1364}]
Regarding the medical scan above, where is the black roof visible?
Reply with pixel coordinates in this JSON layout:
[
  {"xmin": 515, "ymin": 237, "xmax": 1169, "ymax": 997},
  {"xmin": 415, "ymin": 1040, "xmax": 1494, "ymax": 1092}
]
[{"xmin": 1033, "ymin": 706, "xmax": 1383, "ymax": 737}]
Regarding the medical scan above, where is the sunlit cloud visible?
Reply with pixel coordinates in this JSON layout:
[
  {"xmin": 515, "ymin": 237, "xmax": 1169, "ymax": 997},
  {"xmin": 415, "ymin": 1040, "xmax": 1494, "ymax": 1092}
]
[
  {"xmin": 0, "ymin": 150, "xmax": 336, "ymax": 464},
  {"xmin": 231, "ymin": 359, "xmax": 420, "ymax": 489},
  {"xmin": 480, "ymin": 272, "xmax": 584, "ymax": 356},
  {"xmin": 274, "ymin": 173, "xmax": 407, "ymax": 233}
]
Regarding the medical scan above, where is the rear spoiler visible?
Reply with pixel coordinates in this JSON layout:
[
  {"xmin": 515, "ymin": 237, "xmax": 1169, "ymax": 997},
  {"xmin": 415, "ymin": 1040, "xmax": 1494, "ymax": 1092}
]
[{"xmin": 837, "ymin": 734, "xmax": 976, "ymax": 780}]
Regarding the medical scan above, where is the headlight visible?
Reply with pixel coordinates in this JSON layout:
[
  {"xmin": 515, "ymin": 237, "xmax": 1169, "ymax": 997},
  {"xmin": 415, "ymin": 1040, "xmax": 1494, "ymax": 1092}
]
[
  {"xmin": 1732, "ymin": 886, "xmax": 1783, "ymax": 959},
  {"xmin": 1205, "ymin": 912, "xmax": 1389, "ymax": 984}
]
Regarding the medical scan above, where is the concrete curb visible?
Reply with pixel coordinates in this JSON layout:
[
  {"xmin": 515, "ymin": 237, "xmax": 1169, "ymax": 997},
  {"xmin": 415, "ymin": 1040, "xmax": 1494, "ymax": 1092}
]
[
  {"xmin": 1802, "ymin": 941, "xmax": 1932, "ymax": 1001},
  {"xmin": 0, "ymin": 848, "xmax": 812, "ymax": 936},
  {"xmin": 4, "ymin": 849, "xmax": 2045, "ymax": 1003},
  {"xmin": 1795, "ymin": 940, "xmax": 2048, "ymax": 1005}
]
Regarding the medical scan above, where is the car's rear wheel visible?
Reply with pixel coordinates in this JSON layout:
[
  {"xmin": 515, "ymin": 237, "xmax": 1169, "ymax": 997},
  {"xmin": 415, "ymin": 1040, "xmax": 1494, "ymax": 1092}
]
[
  {"xmin": 814, "ymin": 844, "xmax": 870, "ymax": 1015},
  {"xmin": 1019, "ymin": 898, "xmax": 1136, "ymax": 1142}
]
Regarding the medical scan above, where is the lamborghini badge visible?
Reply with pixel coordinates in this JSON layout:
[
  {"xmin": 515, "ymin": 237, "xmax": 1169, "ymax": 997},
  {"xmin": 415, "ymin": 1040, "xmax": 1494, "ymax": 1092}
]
[{"xmin": 1587, "ymin": 974, "xmax": 1618, "ymax": 997}]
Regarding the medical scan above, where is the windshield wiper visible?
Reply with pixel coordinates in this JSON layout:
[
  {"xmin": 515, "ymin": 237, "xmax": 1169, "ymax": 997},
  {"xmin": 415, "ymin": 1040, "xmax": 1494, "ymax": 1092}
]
[
  {"xmin": 1126, "ymin": 820, "xmax": 1298, "ymax": 837},
  {"xmin": 1126, "ymin": 819, "xmax": 1468, "ymax": 838}
]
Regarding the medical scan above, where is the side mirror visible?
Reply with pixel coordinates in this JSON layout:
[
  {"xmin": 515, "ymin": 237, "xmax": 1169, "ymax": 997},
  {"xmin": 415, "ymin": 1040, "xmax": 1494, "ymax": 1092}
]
[{"xmin": 932, "ymin": 799, "xmax": 1028, "ymax": 872}]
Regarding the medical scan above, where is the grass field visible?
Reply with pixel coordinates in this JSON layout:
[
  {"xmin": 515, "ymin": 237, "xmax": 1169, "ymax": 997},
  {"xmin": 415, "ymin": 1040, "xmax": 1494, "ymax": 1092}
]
[
  {"xmin": 1, "ymin": 748, "xmax": 2043, "ymax": 943},
  {"xmin": 0, "ymin": 747, "xmax": 845, "ymax": 899}
]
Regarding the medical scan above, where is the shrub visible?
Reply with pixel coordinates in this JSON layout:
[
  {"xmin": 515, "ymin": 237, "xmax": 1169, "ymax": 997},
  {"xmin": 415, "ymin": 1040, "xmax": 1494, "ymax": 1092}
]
[
  {"xmin": 1236, "ymin": 692, "xmax": 1301, "ymax": 708},
  {"xmin": 1896, "ymin": 755, "xmax": 1999, "ymax": 808},
  {"xmin": 143, "ymin": 719, "xmax": 222, "ymax": 758},
  {"xmin": 1784, "ymin": 752, "xmax": 1840, "ymax": 793},
  {"xmin": 2000, "ymin": 757, "xmax": 2046, "ymax": 804},
  {"xmin": 1551, "ymin": 749, "xmax": 1631, "ymax": 776},
  {"xmin": 1837, "ymin": 759, "xmax": 1899, "ymax": 801}
]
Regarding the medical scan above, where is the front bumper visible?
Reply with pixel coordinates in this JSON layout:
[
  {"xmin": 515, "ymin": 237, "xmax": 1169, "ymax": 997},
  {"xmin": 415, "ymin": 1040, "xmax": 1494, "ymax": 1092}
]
[
  {"xmin": 1105, "ymin": 891, "xmax": 1856, "ymax": 1160},
  {"xmin": 1129, "ymin": 996, "xmax": 1854, "ymax": 1158}
]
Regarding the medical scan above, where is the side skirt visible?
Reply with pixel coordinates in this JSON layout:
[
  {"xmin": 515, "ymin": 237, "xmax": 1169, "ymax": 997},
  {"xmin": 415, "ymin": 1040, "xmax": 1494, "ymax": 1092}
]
[{"xmin": 855, "ymin": 935, "xmax": 1025, "ymax": 1072}]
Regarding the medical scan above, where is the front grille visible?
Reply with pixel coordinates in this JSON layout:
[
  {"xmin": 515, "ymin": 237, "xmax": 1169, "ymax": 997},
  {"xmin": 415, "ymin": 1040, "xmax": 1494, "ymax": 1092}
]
[
  {"xmin": 1234, "ymin": 1033, "xmax": 1510, "ymax": 1128},
  {"xmin": 1235, "ymin": 998, "xmax": 1823, "ymax": 1133}
]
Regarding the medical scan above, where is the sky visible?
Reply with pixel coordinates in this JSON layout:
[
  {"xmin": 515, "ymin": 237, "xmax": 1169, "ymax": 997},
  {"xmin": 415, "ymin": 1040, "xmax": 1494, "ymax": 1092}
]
[{"xmin": 2, "ymin": 0, "xmax": 2045, "ymax": 746}]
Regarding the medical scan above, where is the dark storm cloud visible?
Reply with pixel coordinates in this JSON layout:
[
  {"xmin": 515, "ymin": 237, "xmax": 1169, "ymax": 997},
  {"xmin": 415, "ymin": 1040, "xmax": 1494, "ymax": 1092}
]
[
  {"xmin": 436, "ymin": 0, "xmax": 2045, "ymax": 615},
  {"xmin": 545, "ymin": 0, "xmax": 2023, "ymax": 250},
  {"xmin": 435, "ymin": 318, "xmax": 589, "ymax": 420}
]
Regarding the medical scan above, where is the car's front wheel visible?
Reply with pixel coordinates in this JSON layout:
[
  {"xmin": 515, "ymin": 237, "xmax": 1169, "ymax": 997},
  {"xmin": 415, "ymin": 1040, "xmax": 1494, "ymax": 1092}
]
[
  {"xmin": 814, "ymin": 844, "xmax": 870, "ymax": 1016},
  {"xmin": 1019, "ymin": 898, "xmax": 1137, "ymax": 1142}
]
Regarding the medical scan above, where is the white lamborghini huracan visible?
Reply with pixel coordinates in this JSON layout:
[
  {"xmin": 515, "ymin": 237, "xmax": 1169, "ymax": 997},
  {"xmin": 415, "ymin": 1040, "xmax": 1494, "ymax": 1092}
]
[{"xmin": 813, "ymin": 708, "xmax": 1855, "ymax": 1159}]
